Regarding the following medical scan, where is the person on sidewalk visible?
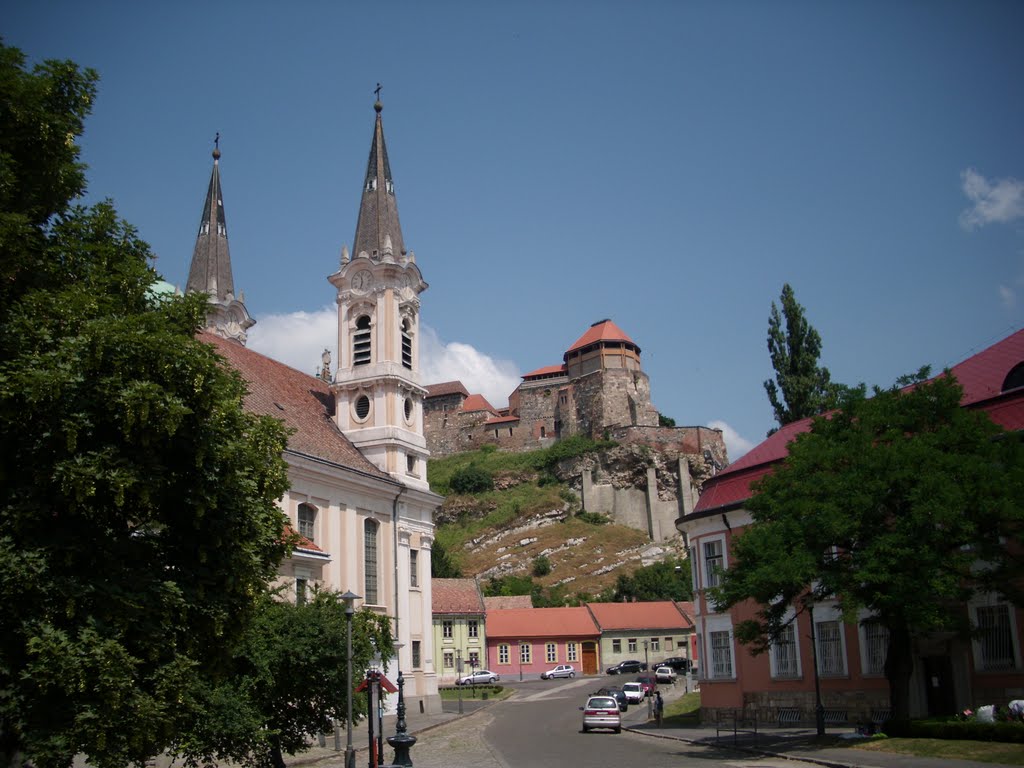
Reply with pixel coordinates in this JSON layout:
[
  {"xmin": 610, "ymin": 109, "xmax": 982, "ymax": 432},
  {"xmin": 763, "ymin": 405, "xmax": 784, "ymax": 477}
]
[{"xmin": 654, "ymin": 691, "xmax": 664, "ymax": 727}]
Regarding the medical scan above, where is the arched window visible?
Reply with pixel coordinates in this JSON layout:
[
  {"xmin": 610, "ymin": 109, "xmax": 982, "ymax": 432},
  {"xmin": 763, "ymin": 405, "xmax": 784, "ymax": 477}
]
[
  {"xmin": 364, "ymin": 518, "xmax": 379, "ymax": 604},
  {"xmin": 354, "ymin": 315, "xmax": 372, "ymax": 366},
  {"xmin": 1002, "ymin": 362, "xmax": 1024, "ymax": 393},
  {"xmin": 297, "ymin": 503, "xmax": 317, "ymax": 542},
  {"xmin": 401, "ymin": 317, "xmax": 413, "ymax": 369}
]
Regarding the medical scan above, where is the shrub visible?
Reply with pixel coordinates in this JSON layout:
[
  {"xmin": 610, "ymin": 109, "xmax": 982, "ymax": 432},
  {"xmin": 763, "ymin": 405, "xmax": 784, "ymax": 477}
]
[
  {"xmin": 576, "ymin": 511, "xmax": 610, "ymax": 525},
  {"xmin": 532, "ymin": 555, "xmax": 552, "ymax": 577},
  {"xmin": 450, "ymin": 464, "xmax": 494, "ymax": 494},
  {"xmin": 886, "ymin": 718, "xmax": 1024, "ymax": 743}
]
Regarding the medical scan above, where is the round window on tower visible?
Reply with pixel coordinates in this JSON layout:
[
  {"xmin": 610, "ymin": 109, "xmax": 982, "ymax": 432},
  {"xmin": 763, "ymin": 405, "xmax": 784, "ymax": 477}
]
[
  {"xmin": 404, "ymin": 397, "xmax": 414, "ymax": 423},
  {"xmin": 354, "ymin": 394, "xmax": 371, "ymax": 422}
]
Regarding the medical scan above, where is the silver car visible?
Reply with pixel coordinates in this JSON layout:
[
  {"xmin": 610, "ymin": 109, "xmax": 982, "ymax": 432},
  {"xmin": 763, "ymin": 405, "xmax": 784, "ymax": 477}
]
[
  {"xmin": 580, "ymin": 695, "xmax": 622, "ymax": 733},
  {"xmin": 541, "ymin": 664, "xmax": 576, "ymax": 679},
  {"xmin": 456, "ymin": 669, "xmax": 498, "ymax": 685}
]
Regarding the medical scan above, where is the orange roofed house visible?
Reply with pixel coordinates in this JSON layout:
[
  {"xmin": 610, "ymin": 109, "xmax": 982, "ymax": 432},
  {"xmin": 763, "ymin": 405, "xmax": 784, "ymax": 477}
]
[
  {"xmin": 486, "ymin": 607, "xmax": 602, "ymax": 678},
  {"xmin": 586, "ymin": 601, "xmax": 696, "ymax": 673},
  {"xmin": 678, "ymin": 329, "xmax": 1024, "ymax": 723}
]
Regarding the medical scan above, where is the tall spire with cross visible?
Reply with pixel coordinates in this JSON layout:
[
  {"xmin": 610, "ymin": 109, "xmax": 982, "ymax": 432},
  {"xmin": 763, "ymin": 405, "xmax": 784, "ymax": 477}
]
[
  {"xmin": 351, "ymin": 86, "xmax": 406, "ymax": 262},
  {"xmin": 185, "ymin": 136, "xmax": 254, "ymax": 344}
]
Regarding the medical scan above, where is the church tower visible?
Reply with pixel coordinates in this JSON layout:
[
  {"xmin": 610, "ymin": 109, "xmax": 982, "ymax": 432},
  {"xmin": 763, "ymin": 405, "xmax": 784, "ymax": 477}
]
[
  {"xmin": 328, "ymin": 98, "xmax": 430, "ymax": 490},
  {"xmin": 185, "ymin": 138, "xmax": 254, "ymax": 344}
]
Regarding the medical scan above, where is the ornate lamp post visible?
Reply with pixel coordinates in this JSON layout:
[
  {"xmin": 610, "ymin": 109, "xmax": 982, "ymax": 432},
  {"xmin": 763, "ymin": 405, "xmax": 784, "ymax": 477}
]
[
  {"xmin": 387, "ymin": 671, "xmax": 417, "ymax": 766},
  {"xmin": 340, "ymin": 590, "xmax": 361, "ymax": 768}
]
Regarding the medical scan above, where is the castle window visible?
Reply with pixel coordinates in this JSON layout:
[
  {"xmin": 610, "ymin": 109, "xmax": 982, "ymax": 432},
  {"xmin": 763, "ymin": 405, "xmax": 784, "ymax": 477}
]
[
  {"xmin": 297, "ymin": 503, "xmax": 317, "ymax": 542},
  {"xmin": 353, "ymin": 315, "xmax": 372, "ymax": 366},
  {"xmin": 401, "ymin": 318, "xmax": 413, "ymax": 369},
  {"xmin": 364, "ymin": 518, "xmax": 379, "ymax": 604}
]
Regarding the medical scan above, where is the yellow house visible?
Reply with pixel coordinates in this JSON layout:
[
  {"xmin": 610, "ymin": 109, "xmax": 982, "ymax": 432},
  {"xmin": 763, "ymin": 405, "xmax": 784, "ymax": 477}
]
[{"xmin": 432, "ymin": 579, "xmax": 487, "ymax": 684}]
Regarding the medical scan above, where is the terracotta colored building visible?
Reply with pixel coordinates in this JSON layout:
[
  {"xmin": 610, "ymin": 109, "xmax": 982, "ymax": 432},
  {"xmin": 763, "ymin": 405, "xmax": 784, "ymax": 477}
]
[
  {"xmin": 486, "ymin": 607, "xmax": 602, "ymax": 679},
  {"xmin": 585, "ymin": 601, "xmax": 696, "ymax": 672},
  {"xmin": 678, "ymin": 330, "xmax": 1024, "ymax": 723}
]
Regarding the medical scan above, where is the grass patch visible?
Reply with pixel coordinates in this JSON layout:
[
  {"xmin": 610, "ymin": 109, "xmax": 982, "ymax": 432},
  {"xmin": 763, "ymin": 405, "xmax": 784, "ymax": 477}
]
[
  {"xmin": 662, "ymin": 691, "xmax": 702, "ymax": 727},
  {"xmin": 851, "ymin": 736, "xmax": 1024, "ymax": 765}
]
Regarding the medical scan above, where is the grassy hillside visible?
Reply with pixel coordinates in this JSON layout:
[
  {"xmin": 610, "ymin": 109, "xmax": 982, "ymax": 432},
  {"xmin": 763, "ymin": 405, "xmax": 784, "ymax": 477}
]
[{"xmin": 428, "ymin": 440, "xmax": 686, "ymax": 605}]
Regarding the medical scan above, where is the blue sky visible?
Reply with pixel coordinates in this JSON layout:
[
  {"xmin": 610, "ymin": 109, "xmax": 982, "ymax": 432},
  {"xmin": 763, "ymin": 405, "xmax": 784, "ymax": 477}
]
[{"xmin": 8, "ymin": 1, "xmax": 1023, "ymax": 459}]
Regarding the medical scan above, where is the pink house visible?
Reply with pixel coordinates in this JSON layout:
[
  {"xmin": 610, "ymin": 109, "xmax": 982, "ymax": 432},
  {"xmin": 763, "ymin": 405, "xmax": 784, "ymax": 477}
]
[
  {"xmin": 679, "ymin": 329, "xmax": 1024, "ymax": 723},
  {"xmin": 486, "ymin": 607, "xmax": 601, "ymax": 678}
]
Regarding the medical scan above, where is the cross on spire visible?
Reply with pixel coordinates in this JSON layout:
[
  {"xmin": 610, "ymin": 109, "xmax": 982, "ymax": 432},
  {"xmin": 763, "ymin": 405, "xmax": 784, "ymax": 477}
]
[{"xmin": 374, "ymin": 83, "xmax": 382, "ymax": 100}]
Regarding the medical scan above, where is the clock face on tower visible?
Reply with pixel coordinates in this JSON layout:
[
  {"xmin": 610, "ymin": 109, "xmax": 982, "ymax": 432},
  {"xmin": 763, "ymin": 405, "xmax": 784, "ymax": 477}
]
[{"xmin": 351, "ymin": 270, "xmax": 373, "ymax": 294}]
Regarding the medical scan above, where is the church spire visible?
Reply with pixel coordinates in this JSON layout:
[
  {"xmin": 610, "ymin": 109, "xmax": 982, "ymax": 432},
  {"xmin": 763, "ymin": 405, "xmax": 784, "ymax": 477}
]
[
  {"xmin": 185, "ymin": 136, "xmax": 254, "ymax": 344},
  {"xmin": 352, "ymin": 91, "xmax": 406, "ymax": 263}
]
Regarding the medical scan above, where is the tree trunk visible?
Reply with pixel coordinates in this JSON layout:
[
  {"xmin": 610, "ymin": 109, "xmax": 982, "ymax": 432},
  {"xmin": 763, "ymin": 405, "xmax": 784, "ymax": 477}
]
[
  {"xmin": 268, "ymin": 736, "xmax": 287, "ymax": 768},
  {"xmin": 884, "ymin": 622, "xmax": 914, "ymax": 721}
]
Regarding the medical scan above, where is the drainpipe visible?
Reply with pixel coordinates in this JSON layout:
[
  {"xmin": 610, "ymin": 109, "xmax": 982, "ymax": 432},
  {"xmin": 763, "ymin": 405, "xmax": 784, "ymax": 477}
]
[{"xmin": 392, "ymin": 485, "xmax": 406, "ymax": 672}]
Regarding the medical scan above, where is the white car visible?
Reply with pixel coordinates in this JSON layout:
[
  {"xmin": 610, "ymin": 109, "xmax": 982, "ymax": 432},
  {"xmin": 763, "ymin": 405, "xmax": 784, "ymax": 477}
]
[
  {"xmin": 655, "ymin": 666, "xmax": 676, "ymax": 684},
  {"xmin": 456, "ymin": 669, "xmax": 498, "ymax": 685},
  {"xmin": 541, "ymin": 664, "xmax": 576, "ymax": 679},
  {"xmin": 621, "ymin": 681, "xmax": 645, "ymax": 704},
  {"xmin": 581, "ymin": 695, "xmax": 622, "ymax": 733}
]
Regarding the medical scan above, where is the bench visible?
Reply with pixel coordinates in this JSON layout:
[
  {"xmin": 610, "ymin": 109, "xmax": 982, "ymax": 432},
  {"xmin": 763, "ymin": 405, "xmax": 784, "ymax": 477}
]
[
  {"xmin": 777, "ymin": 707, "xmax": 802, "ymax": 727},
  {"xmin": 716, "ymin": 708, "xmax": 758, "ymax": 744}
]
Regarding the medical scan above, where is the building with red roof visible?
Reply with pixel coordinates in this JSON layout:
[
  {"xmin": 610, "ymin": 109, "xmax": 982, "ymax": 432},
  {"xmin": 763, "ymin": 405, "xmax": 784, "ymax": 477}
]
[
  {"xmin": 486, "ymin": 606, "xmax": 602, "ymax": 677},
  {"xmin": 585, "ymin": 601, "xmax": 696, "ymax": 672},
  {"xmin": 678, "ymin": 329, "xmax": 1024, "ymax": 723},
  {"xmin": 432, "ymin": 579, "xmax": 487, "ymax": 683},
  {"xmin": 186, "ymin": 100, "xmax": 443, "ymax": 715}
]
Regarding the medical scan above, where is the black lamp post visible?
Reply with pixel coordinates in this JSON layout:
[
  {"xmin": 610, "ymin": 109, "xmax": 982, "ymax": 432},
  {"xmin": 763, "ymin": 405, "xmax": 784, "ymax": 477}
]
[
  {"xmin": 386, "ymin": 671, "xmax": 417, "ymax": 766},
  {"xmin": 807, "ymin": 603, "xmax": 826, "ymax": 736},
  {"xmin": 456, "ymin": 649, "xmax": 464, "ymax": 714},
  {"xmin": 340, "ymin": 590, "xmax": 361, "ymax": 768}
]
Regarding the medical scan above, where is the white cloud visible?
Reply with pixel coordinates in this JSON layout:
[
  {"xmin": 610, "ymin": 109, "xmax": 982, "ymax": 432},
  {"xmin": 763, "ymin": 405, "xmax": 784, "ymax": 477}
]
[
  {"xmin": 708, "ymin": 419, "xmax": 755, "ymax": 461},
  {"xmin": 999, "ymin": 285, "xmax": 1016, "ymax": 309},
  {"xmin": 959, "ymin": 168, "xmax": 1024, "ymax": 230},
  {"xmin": 418, "ymin": 326, "xmax": 521, "ymax": 408},
  {"xmin": 247, "ymin": 309, "xmax": 521, "ymax": 408},
  {"xmin": 247, "ymin": 306, "xmax": 336, "ymax": 376}
]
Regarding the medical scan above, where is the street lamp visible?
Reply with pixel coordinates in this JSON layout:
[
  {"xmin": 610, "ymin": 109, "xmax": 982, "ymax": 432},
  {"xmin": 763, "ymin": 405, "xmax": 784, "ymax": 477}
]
[
  {"xmin": 456, "ymin": 649, "xmax": 464, "ymax": 714},
  {"xmin": 340, "ymin": 590, "xmax": 361, "ymax": 768},
  {"xmin": 518, "ymin": 640, "xmax": 524, "ymax": 682},
  {"xmin": 807, "ymin": 603, "xmax": 826, "ymax": 737},
  {"xmin": 367, "ymin": 650, "xmax": 383, "ymax": 768}
]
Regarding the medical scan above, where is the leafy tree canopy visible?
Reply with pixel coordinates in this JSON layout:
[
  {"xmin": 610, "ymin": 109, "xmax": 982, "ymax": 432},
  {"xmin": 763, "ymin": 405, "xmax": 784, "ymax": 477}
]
[
  {"xmin": 613, "ymin": 557, "xmax": 692, "ymax": 603},
  {"xmin": 713, "ymin": 374, "xmax": 1024, "ymax": 720},
  {"xmin": 173, "ymin": 589, "xmax": 393, "ymax": 768},
  {"xmin": 762, "ymin": 283, "xmax": 842, "ymax": 432},
  {"xmin": 0, "ymin": 43, "xmax": 292, "ymax": 767}
]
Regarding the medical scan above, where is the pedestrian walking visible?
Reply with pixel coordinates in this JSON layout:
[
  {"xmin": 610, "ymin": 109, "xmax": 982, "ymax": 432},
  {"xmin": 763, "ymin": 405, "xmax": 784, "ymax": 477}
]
[{"xmin": 654, "ymin": 691, "xmax": 664, "ymax": 727}]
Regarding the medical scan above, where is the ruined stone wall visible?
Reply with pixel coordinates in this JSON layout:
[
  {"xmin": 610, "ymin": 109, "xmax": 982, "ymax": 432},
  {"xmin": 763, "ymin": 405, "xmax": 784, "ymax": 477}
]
[
  {"xmin": 423, "ymin": 392, "xmax": 466, "ymax": 455},
  {"xmin": 611, "ymin": 426, "xmax": 728, "ymax": 470}
]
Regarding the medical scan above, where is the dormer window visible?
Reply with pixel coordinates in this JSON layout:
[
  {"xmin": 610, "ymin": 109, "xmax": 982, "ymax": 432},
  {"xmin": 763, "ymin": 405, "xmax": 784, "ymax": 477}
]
[
  {"xmin": 1002, "ymin": 362, "xmax": 1024, "ymax": 393},
  {"xmin": 354, "ymin": 315, "xmax": 372, "ymax": 366}
]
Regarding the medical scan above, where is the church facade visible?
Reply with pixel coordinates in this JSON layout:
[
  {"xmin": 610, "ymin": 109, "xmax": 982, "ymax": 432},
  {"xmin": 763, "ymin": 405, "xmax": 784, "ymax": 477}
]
[{"xmin": 185, "ymin": 101, "xmax": 442, "ymax": 714}]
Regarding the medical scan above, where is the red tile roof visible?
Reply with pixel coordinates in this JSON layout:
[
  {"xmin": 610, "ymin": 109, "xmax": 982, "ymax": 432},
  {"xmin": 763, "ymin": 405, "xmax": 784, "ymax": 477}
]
[
  {"xmin": 566, "ymin": 319, "xmax": 638, "ymax": 355},
  {"xmin": 200, "ymin": 333, "xmax": 390, "ymax": 479},
  {"xmin": 462, "ymin": 393, "xmax": 499, "ymax": 415},
  {"xmin": 484, "ymin": 595, "xmax": 533, "ymax": 611},
  {"xmin": 522, "ymin": 364, "xmax": 567, "ymax": 380},
  {"xmin": 426, "ymin": 381, "xmax": 470, "ymax": 399},
  {"xmin": 432, "ymin": 578, "xmax": 485, "ymax": 614},
  {"xmin": 486, "ymin": 606, "xmax": 600, "ymax": 640},
  {"xmin": 694, "ymin": 329, "xmax": 1024, "ymax": 514},
  {"xmin": 585, "ymin": 601, "xmax": 692, "ymax": 631},
  {"xmin": 485, "ymin": 415, "xmax": 519, "ymax": 425}
]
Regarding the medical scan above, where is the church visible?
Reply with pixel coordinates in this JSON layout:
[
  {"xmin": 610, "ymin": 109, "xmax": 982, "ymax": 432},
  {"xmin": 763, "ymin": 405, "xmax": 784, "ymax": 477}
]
[{"xmin": 184, "ymin": 99, "xmax": 442, "ymax": 714}]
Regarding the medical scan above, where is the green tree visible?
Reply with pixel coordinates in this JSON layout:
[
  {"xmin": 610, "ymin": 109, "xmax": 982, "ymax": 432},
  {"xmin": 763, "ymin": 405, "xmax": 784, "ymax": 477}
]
[
  {"xmin": 0, "ymin": 44, "xmax": 291, "ymax": 767},
  {"xmin": 613, "ymin": 557, "xmax": 692, "ymax": 602},
  {"xmin": 532, "ymin": 554, "xmax": 552, "ymax": 577},
  {"xmin": 763, "ymin": 283, "xmax": 839, "ymax": 433},
  {"xmin": 449, "ymin": 464, "xmax": 494, "ymax": 494},
  {"xmin": 712, "ymin": 375, "xmax": 1024, "ymax": 722},
  {"xmin": 431, "ymin": 537, "xmax": 463, "ymax": 578},
  {"xmin": 174, "ymin": 589, "xmax": 393, "ymax": 768}
]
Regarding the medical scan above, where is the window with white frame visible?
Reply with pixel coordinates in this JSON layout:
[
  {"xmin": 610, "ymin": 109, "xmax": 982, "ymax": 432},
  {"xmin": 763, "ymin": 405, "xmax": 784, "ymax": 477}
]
[
  {"xmin": 363, "ymin": 518, "xmax": 378, "ymax": 604},
  {"xmin": 770, "ymin": 623, "xmax": 799, "ymax": 678},
  {"xmin": 443, "ymin": 651, "xmax": 454, "ymax": 669},
  {"xmin": 409, "ymin": 549, "xmax": 418, "ymax": 588},
  {"xmin": 861, "ymin": 621, "xmax": 889, "ymax": 676},
  {"xmin": 612, "ymin": 639, "xmax": 621, "ymax": 653},
  {"xmin": 709, "ymin": 630, "xmax": 733, "ymax": 678},
  {"xmin": 628, "ymin": 638, "xmax": 637, "ymax": 653},
  {"xmin": 468, "ymin": 650, "xmax": 480, "ymax": 667},
  {"xmin": 567, "ymin": 642, "xmax": 578, "ymax": 662},
  {"xmin": 651, "ymin": 637, "xmax": 660, "ymax": 652},
  {"xmin": 498, "ymin": 644, "xmax": 510, "ymax": 665},
  {"xmin": 976, "ymin": 603, "xmax": 1016, "ymax": 670},
  {"xmin": 816, "ymin": 620, "xmax": 846, "ymax": 676},
  {"xmin": 468, "ymin": 620, "xmax": 479, "ymax": 639},
  {"xmin": 704, "ymin": 539, "xmax": 724, "ymax": 588},
  {"xmin": 442, "ymin": 620, "xmax": 453, "ymax": 639},
  {"xmin": 297, "ymin": 503, "xmax": 316, "ymax": 542},
  {"xmin": 546, "ymin": 643, "xmax": 557, "ymax": 663},
  {"xmin": 520, "ymin": 643, "xmax": 532, "ymax": 664}
]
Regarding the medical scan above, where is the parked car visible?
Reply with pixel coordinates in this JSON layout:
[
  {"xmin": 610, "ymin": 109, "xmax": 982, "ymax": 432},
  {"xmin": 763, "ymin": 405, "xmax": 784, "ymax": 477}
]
[
  {"xmin": 606, "ymin": 659, "xmax": 646, "ymax": 675},
  {"xmin": 580, "ymin": 695, "xmax": 622, "ymax": 733},
  {"xmin": 541, "ymin": 664, "xmax": 576, "ymax": 680},
  {"xmin": 594, "ymin": 686, "xmax": 629, "ymax": 711},
  {"xmin": 456, "ymin": 669, "xmax": 498, "ymax": 685},
  {"xmin": 634, "ymin": 674, "xmax": 657, "ymax": 695},
  {"xmin": 654, "ymin": 666, "xmax": 676, "ymax": 684},
  {"xmin": 659, "ymin": 656, "xmax": 693, "ymax": 673},
  {"xmin": 620, "ymin": 681, "xmax": 645, "ymax": 704}
]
